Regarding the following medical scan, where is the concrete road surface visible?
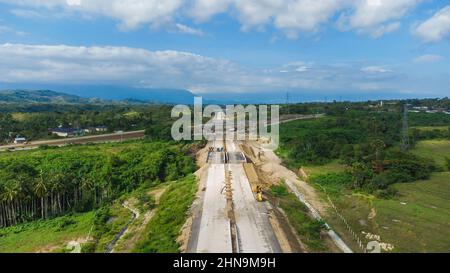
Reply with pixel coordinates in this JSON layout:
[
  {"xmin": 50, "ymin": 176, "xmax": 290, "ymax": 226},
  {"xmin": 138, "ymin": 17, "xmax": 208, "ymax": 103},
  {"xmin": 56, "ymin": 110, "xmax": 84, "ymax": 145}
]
[
  {"xmin": 227, "ymin": 140, "xmax": 281, "ymax": 253},
  {"xmin": 195, "ymin": 161, "xmax": 233, "ymax": 253},
  {"xmin": 189, "ymin": 111, "xmax": 280, "ymax": 253}
]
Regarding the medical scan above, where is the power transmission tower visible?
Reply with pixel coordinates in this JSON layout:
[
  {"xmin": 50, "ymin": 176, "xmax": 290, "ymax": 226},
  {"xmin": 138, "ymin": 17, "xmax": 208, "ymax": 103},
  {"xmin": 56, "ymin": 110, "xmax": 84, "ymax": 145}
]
[
  {"xmin": 285, "ymin": 92, "xmax": 290, "ymax": 114},
  {"xmin": 401, "ymin": 103, "xmax": 410, "ymax": 151}
]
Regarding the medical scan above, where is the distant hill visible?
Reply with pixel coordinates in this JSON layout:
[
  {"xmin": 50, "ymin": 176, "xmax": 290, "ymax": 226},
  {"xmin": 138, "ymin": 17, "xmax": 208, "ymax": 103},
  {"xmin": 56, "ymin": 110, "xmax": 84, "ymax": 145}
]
[
  {"xmin": 0, "ymin": 90, "xmax": 93, "ymax": 104},
  {"xmin": 0, "ymin": 88, "xmax": 196, "ymax": 105},
  {"xmin": 57, "ymin": 86, "xmax": 196, "ymax": 104}
]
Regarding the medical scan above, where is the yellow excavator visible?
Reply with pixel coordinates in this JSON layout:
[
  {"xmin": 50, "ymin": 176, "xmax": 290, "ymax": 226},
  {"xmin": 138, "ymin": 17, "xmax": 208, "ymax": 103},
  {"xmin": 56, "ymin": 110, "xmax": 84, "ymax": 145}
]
[{"xmin": 255, "ymin": 185, "xmax": 263, "ymax": 202}]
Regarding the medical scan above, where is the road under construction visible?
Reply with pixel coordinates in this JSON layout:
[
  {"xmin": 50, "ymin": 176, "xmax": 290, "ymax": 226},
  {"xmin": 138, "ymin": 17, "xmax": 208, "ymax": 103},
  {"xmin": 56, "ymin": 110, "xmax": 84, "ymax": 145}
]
[
  {"xmin": 188, "ymin": 113, "xmax": 281, "ymax": 253},
  {"xmin": 186, "ymin": 112, "xmax": 353, "ymax": 253}
]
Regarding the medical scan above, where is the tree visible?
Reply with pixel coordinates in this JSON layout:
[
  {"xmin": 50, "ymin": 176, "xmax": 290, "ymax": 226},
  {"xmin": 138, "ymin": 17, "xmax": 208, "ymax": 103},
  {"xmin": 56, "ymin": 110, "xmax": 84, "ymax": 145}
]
[{"xmin": 34, "ymin": 170, "xmax": 48, "ymax": 219}]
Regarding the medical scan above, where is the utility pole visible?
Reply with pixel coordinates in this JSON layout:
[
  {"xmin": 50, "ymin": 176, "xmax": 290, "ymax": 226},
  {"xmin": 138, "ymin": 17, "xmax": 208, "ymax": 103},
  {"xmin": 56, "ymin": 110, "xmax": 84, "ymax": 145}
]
[{"xmin": 401, "ymin": 103, "xmax": 410, "ymax": 151}]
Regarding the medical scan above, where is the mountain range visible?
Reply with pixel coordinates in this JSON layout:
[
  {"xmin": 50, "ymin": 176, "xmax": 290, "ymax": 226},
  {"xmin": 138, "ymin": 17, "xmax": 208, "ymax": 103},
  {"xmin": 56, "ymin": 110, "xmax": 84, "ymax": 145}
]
[
  {"xmin": 0, "ymin": 86, "xmax": 430, "ymax": 105},
  {"xmin": 0, "ymin": 88, "xmax": 196, "ymax": 105}
]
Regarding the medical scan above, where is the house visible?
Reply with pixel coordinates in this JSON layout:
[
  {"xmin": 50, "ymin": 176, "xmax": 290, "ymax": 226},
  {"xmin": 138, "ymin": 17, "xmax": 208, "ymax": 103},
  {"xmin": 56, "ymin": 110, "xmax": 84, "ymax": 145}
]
[
  {"xmin": 14, "ymin": 137, "xmax": 26, "ymax": 144},
  {"xmin": 51, "ymin": 128, "xmax": 83, "ymax": 138},
  {"xmin": 412, "ymin": 106, "xmax": 428, "ymax": 111},
  {"xmin": 95, "ymin": 126, "xmax": 107, "ymax": 132}
]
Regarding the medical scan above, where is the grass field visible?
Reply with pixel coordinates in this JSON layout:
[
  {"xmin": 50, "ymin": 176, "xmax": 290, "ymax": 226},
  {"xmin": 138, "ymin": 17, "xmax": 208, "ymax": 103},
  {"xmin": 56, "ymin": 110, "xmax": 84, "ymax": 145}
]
[
  {"xmin": 270, "ymin": 184, "xmax": 328, "ymax": 252},
  {"xmin": 133, "ymin": 175, "xmax": 197, "ymax": 253},
  {"xmin": 373, "ymin": 172, "xmax": 450, "ymax": 252},
  {"xmin": 0, "ymin": 204, "xmax": 134, "ymax": 253},
  {"xmin": 312, "ymin": 170, "xmax": 450, "ymax": 252},
  {"xmin": 302, "ymin": 160, "xmax": 347, "ymax": 177},
  {"xmin": 411, "ymin": 139, "xmax": 450, "ymax": 169},
  {"xmin": 0, "ymin": 212, "xmax": 94, "ymax": 253},
  {"xmin": 93, "ymin": 203, "xmax": 133, "ymax": 253},
  {"xmin": 303, "ymin": 140, "xmax": 450, "ymax": 253},
  {"xmin": 0, "ymin": 179, "xmax": 186, "ymax": 253},
  {"xmin": 11, "ymin": 112, "xmax": 30, "ymax": 122},
  {"xmin": 411, "ymin": 126, "xmax": 449, "ymax": 131}
]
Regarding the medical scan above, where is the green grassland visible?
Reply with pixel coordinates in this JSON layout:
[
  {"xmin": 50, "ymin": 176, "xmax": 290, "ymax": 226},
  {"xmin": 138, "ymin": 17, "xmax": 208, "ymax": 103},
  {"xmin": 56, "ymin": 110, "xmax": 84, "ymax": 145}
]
[
  {"xmin": 270, "ymin": 184, "xmax": 328, "ymax": 252},
  {"xmin": 302, "ymin": 160, "xmax": 347, "ymax": 177},
  {"xmin": 133, "ymin": 175, "xmax": 197, "ymax": 253},
  {"xmin": 374, "ymin": 172, "xmax": 450, "ymax": 252},
  {"xmin": 320, "ymin": 172, "xmax": 450, "ymax": 253},
  {"xmin": 411, "ymin": 126, "xmax": 450, "ymax": 131},
  {"xmin": 411, "ymin": 139, "xmax": 450, "ymax": 169},
  {"xmin": 308, "ymin": 140, "xmax": 450, "ymax": 253},
  {"xmin": 0, "ymin": 176, "xmax": 196, "ymax": 253},
  {"xmin": 0, "ymin": 140, "xmax": 198, "ymax": 253},
  {"xmin": 0, "ymin": 204, "xmax": 134, "ymax": 253},
  {"xmin": 92, "ymin": 203, "xmax": 133, "ymax": 253},
  {"xmin": 0, "ymin": 212, "xmax": 94, "ymax": 253}
]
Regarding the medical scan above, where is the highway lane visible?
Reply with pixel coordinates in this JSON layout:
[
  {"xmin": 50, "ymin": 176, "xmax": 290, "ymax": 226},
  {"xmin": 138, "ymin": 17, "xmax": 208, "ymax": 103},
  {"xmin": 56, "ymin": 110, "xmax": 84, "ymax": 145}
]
[
  {"xmin": 195, "ymin": 159, "xmax": 233, "ymax": 253},
  {"xmin": 226, "ymin": 140, "xmax": 281, "ymax": 253},
  {"xmin": 0, "ymin": 130, "xmax": 145, "ymax": 151},
  {"xmin": 191, "ymin": 111, "xmax": 280, "ymax": 253}
]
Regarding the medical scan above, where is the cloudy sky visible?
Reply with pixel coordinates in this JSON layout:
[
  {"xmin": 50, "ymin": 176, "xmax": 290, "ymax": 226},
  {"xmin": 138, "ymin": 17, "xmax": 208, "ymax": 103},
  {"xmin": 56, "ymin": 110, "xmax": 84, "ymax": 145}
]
[{"xmin": 0, "ymin": 0, "xmax": 449, "ymax": 100}]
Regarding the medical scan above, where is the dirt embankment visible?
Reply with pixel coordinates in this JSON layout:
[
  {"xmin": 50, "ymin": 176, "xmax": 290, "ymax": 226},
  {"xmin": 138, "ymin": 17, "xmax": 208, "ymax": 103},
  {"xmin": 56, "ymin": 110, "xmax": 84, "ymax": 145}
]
[
  {"xmin": 240, "ymin": 140, "xmax": 342, "ymax": 252},
  {"xmin": 177, "ymin": 143, "xmax": 210, "ymax": 252},
  {"xmin": 245, "ymin": 140, "xmax": 328, "ymax": 215},
  {"xmin": 112, "ymin": 186, "xmax": 168, "ymax": 253}
]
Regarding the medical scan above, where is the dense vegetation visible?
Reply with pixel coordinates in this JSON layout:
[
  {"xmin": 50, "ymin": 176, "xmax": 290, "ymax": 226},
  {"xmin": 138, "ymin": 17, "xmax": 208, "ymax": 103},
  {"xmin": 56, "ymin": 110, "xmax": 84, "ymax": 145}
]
[
  {"xmin": 270, "ymin": 184, "xmax": 326, "ymax": 251},
  {"xmin": 0, "ymin": 104, "xmax": 174, "ymax": 143},
  {"xmin": 81, "ymin": 204, "xmax": 132, "ymax": 253},
  {"xmin": 279, "ymin": 108, "xmax": 449, "ymax": 194},
  {"xmin": 279, "ymin": 102, "xmax": 450, "ymax": 252},
  {"xmin": 133, "ymin": 175, "xmax": 197, "ymax": 253},
  {"xmin": 0, "ymin": 141, "xmax": 196, "ymax": 227},
  {"xmin": 0, "ymin": 90, "xmax": 92, "ymax": 104}
]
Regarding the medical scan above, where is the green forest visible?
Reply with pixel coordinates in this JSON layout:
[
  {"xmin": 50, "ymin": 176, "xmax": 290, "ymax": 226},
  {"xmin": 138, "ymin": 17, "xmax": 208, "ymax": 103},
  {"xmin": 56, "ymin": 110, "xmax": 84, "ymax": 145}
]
[
  {"xmin": 0, "ymin": 141, "xmax": 196, "ymax": 228},
  {"xmin": 278, "ymin": 107, "xmax": 449, "ymax": 195},
  {"xmin": 0, "ymin": 104, "xmax": 174, "ymax": 143}
]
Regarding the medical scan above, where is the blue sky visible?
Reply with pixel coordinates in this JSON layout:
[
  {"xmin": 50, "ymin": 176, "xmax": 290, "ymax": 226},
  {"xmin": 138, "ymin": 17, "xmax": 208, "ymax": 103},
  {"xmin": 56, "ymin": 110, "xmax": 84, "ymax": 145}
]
[{"xmin": 0, "ymin": 0, "xmax": 449, "ymax": 101}]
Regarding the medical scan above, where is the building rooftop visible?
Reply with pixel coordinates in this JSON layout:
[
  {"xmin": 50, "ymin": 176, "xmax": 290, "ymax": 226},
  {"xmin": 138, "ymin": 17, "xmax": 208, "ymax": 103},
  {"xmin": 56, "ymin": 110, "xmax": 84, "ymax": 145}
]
[{"xmin": 51, "ymin": 128, "xmax": 80, "ymax": 133}]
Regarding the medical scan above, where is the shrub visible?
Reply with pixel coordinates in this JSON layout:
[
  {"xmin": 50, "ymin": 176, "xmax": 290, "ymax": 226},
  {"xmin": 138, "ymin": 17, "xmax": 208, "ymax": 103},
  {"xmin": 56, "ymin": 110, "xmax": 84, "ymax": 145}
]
[
  {"xmin": 374, "ymin": 187, "xmax": 399, "ymax": 199},
  {"xmin": 271, "ymin": 184, "xmax": 289, "ymax": 197}
]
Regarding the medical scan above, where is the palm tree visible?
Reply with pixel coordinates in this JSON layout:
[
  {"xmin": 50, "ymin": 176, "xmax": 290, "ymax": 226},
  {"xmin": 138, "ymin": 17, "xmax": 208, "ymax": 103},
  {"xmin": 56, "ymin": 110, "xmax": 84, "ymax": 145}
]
[
  {"xmin": 34, "ymin": 170, "xmax": 48, "ymax": 219},
  {"xmin": 0, "ymin": 182, "xmax": 20, "ymax": 225}
]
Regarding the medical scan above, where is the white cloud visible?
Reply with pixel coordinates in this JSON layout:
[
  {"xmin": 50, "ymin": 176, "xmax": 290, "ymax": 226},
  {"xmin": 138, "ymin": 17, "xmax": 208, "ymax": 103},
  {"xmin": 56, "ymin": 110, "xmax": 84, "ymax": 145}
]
[
  {"xmin": 174, "ymin": 23, "xmax": 204, "ymax": 36},
  {"xmin": 0, "ymin": 43, "xmax": 411, "ymax": 93},
  {"xmin": 0, "ymin": 43, "xmax": 236, "ymax": 88},
  {"xmin": 338, "ymin": 0, "xmax": 419, "ymax": 37},
  {"xmin": 189, "ymin": 0, "xmax": 231, "ymax": 22},
  {"xmin": 370, "ymin": 22, "xmax": 401, "ymax": 38},
  {"xmin": 274, "ymin": 0, "xmax": 342, "ymax": 38},
  {"xmin": 361, "ymin": 66, "xmax": 393, "ymax": 73},
  {"xmin": 349, "ymin": 0, "xmax": 419, "ymax": 29},
  {"xmin": 1, "ymin": 0, "xmax": 423, "ymax": 38},
  {"xmin": 413, "ymin": 54, "xmax": 443, "ymax": 63},
  {"xmin": 1, "ymin": 0, "xmax": 185, "ymax": 30},
  {"xmin": 10, "ymin": 9, "xmax": 47, "ymax": 19},
  {"xmin": 0, "ymin": 24, "xmax": 27, "ymax": 36},
  {"xmin": 414, "ymin": 6, "xmax": 450, "ymax": 42}
]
